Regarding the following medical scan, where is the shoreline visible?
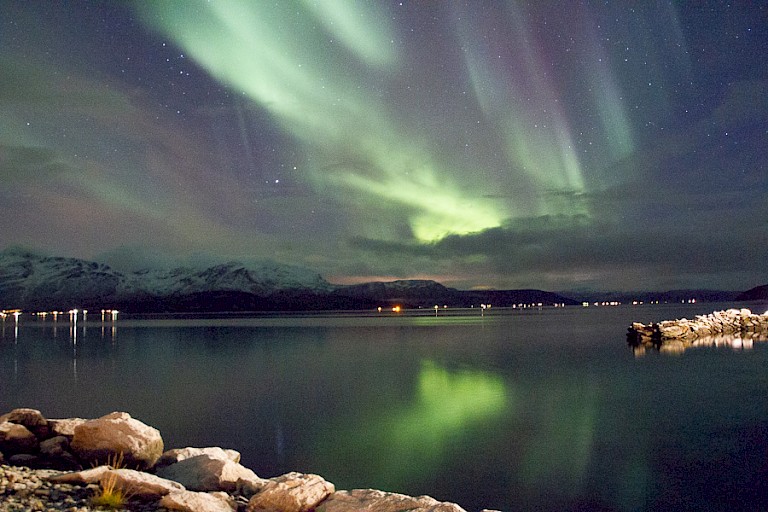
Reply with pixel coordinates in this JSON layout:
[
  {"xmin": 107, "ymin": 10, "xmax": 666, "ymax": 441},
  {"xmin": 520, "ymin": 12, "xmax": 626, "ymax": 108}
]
[{"xmin": 0, "ymin": 408, "xmax": 496, "ymax": 512}]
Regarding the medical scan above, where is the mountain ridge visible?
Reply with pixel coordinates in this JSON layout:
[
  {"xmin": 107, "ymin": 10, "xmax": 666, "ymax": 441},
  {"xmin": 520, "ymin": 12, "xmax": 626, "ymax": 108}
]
[
  {"xmin": 0, "ymin": 249, "xmax": 763, "ymax": 312},
  {"xmin": 0, "ymin": 250, "xmax": 575, "ymax": 312}
]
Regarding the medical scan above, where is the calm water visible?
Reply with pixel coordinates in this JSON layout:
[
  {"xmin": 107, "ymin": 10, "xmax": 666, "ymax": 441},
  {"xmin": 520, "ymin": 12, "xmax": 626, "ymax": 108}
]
[{"xmin": 2, "ymin": 303, "xmax": 768, "ymax": 511}]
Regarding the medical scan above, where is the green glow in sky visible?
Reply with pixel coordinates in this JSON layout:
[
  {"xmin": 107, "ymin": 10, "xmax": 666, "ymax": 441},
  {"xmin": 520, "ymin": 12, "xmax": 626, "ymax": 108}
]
[
  {"xmin": 136, "ymin": 0, "xmax": 506, "ymax": 242},
  {"xmin": 3, "ymin": 1, "xmax": 762, "ymax": 290}
]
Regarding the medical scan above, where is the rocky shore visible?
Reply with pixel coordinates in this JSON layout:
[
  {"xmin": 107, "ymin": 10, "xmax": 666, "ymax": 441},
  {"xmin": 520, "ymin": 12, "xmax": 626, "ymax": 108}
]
[
  {"xmin": 627, "ymin": 308, "xmax": 768, "ymax": 349},
  {"xmin": 0, "ymin": 408, "xmax": 495, "ymax": 512}
]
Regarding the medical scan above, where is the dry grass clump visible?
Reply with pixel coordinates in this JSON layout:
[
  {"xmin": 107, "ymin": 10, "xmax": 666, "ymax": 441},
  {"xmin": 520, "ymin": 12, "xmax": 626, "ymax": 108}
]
[{"xmin": 91, "ymin": 452, "xmax": 134, "ymax": 509}]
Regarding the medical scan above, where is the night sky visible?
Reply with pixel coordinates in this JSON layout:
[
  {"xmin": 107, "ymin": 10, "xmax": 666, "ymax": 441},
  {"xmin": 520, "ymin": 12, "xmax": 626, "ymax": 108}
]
[{"xmin": 2, "ymin": 1, "xmax": 766, "ymax": 292}]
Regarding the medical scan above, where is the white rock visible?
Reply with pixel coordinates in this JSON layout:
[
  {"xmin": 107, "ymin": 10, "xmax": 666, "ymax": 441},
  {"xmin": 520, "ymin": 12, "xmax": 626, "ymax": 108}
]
[
  {"xmin": 160, "ymin": 490, "xmax": 237, "ymax": 512},
  {"xmin": 70, "ymin": 411, "xmax": 163, "ymax": 469},
  {"xmin": 247, "ymin": 472, "xmax": 335, "ymax": 512}
]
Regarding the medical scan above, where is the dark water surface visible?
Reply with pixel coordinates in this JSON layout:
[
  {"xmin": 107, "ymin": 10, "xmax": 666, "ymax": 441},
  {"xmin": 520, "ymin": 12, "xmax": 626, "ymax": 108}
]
[{"xmin": 2, "ymin": 303, "xmax": 768, "ymax": 511}]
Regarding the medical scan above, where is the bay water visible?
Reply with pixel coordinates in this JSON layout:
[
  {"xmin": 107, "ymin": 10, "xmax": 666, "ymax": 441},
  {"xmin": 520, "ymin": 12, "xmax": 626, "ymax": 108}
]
[{"xmin": 2, "ymin": 303, "xmax": 767, "ymax": 511}]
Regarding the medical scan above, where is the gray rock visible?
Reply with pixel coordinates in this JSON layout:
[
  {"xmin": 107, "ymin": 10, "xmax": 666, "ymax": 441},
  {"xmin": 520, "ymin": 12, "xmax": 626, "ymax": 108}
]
[
  {"xmin": 70, "ymin": 412, "xmax": 163, "ymax": 470},
  {"xmin": 39, "ymin": 436, "xmax": 69, "ymax": 458},
  {"xmin": 8, "ymin": 453, "xmax": 40, "ymax": 466}
]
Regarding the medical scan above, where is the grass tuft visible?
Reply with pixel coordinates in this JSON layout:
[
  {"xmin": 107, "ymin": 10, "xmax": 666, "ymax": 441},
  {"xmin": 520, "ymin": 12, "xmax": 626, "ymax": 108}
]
[{"xmin": 91, "ymin": 452, "xmax": 134, "ymax": 509}]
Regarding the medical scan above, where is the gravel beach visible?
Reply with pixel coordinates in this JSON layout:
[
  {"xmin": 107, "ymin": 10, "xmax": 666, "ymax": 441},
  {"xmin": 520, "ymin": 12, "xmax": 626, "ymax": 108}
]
[{"xmin": 0, "ymin": 464, "xmax": 158, "ymax": 512}]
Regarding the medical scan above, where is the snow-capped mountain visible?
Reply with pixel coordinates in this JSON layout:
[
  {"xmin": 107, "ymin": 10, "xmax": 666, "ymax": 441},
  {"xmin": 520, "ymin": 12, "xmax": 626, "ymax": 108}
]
[
  {"xmin": 0, "ymin": 248, "xmax": 582, "ymax": 312},
  {"xmin": 0, "ymin": 248, "xmax": 333, "ymax": 311},
  {"xmin": 122, "ymin": 261, "xmax": 333, "ymax": 297},
  {"xmin": 0, "ymin": 248, "xmax": 120, "ymax": 310}
]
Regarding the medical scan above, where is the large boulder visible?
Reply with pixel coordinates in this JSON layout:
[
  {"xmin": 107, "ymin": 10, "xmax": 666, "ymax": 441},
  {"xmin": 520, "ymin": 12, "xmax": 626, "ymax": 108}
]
[
  {"xmin": 48, "ymin": 417, "xmax": 87, "ymax": 439},
  {"xmin": 317, "ymin": 489, "xmax": 467, "ymax": 512},
  {"xmin": 155, "ymin": 446, "xmax": 241, "ymax": 469},
  {"xmin": 157, "ymin": 454, "xmax": 266, "ymax": 492},
  {"xmin": 0, "ymin": 408, "xmax": 50, "ymax": 439},
  {"xmin": 101, "ymin": 468, "xmax": 185, "ymax": 499},
  {"xmin": 247, "ymin": 472, "xmax": 334, "ymax": 512},
  {"xmin": 658, "ymin": 321, "xmax": 689, "ymax": 339},
  {"xmin": 38, "ymin": 435, "xmax": 80, "ymax": 470},
  {"xmin": 70, "ymin": 412, "xmax": 163, "ymax": 470},
  {"xmin": 160, "ymin": 490, "xmax": 237, "ymax": 512},
  {"xmin": 39, "ymin": 435, "xmax": 69, "ymax": 458},
  {"xmin": 49, "ymin": 465, "xmax": 114, "ymax": 484},
  {"xmin": 0, "ymin": 421, "xmax": 39, "ymax": 455}
]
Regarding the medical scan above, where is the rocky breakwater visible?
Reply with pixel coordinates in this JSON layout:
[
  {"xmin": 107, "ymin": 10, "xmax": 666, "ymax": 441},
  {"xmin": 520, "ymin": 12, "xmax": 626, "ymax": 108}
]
[
  {"xmin": 0, "ymin": 408, "xmax": 497, "ymax": 512},
  {"xmin": 628, "ymin": 308, "xmax": 768, "ymax": 345}
]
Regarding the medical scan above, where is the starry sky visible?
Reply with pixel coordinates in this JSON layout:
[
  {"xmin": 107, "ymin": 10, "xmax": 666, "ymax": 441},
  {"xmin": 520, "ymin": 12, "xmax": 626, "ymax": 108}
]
[{"xmin": 1, "ymin": 1, "xmax": 766, "ymax": 292}]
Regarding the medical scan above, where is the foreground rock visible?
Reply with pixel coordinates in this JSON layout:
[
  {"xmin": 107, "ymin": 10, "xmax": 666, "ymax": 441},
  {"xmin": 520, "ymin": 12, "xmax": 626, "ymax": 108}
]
[
  {"xmin": 317, "ymin": 488, "xmax": 467, "ymax": 512},
  {"xmin": 160, "ymin": 489, "xmax": 237, "ymax": 512},
  {"xmin": 0, "ymin": 408, "xmax": 50, "ymax": 439},
  {"xmin": 156, "ymin": 453, "xmax": 266, "ymax": 492},
  {"xmin": 71, "ymin": 411, "xmax": 164, "ymax": 470},
  {"xmin": 0, "ymin": 408, "xmax": 479, "ymax": 512},
  {"xmin": 0, "ymin": 422, "xmax": 38, "ymax": 456},
  {"xmin": 104, "ymin": 468, "xmax": 186, "ymax": 499},
  {"xmin": 247, "ymin": 472, "xmax": 334, "ymax": 512},
  {"xmin": 628, "ymin": 308, "xmax": 768, "ymax": 347},
  {"xmin": 155, "ymin": 446, "xmax": 241, "ymax": 469}
]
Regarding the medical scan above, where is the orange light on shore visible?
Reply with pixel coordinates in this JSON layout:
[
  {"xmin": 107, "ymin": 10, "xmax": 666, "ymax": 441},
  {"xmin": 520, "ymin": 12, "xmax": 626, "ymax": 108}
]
[{"xmin": 392, "ymin": 305, "xmax": 402, "ymax": 313}]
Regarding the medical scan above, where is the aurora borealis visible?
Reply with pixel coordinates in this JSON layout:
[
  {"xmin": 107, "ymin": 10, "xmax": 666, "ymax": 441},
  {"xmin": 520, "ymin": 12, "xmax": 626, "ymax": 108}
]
[{"xmin": 1, "ymin": 1, "xmax": 766, "ymax": 291}]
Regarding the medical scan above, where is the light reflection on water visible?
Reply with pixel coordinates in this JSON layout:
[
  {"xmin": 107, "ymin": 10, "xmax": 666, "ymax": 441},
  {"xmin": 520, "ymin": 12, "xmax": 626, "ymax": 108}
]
[
  {"xmin": 631, "ymin": 331, "xmax": 768, "ymax": 357},
  {"xmin": 1, "ymin": 303, "xmax": 768, "ymax": 512}
]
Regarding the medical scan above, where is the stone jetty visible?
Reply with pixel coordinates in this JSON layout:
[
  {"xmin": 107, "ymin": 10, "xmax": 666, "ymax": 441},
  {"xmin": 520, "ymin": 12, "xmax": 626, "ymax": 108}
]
[
  {"xmin": 0, "ymin": 408, "xmax": 497, "ymax": 512},
  {"xmin": 628, "ymin": 308, "xmax": 768, "ymax": 343}
]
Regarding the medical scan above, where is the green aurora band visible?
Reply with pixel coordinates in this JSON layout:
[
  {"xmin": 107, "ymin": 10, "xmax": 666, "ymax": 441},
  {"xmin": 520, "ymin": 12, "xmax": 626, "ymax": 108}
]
[{"xmin": 134, "ymin": 0, "xmax": 613, "ymax": 243}]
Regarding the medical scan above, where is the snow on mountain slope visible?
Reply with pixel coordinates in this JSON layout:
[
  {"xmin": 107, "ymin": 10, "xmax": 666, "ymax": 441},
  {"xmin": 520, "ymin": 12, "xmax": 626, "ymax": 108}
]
[
  {"xmin": 123, "ymin": 261, "xmax": 333, "ymax": 296},
  {"xmin": 0, "ymin": 248, "xmax": 333, "ymax": 309},
  {"xmin": 0, "ymin": 248, "xmax": 120, "ymax": 308}
]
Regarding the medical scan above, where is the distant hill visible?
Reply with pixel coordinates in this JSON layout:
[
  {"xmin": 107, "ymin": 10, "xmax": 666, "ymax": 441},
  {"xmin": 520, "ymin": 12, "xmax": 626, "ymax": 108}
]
[
  {"xmin": 0, "ymin": 249, "xmax": 576, "ymax": 312},
  {"xmin": 565, "ymin": 289, "xmax": 743, "ymax": 304},
  {"xmin": 332, "ymin": 280, "xmax": 578, "ymax": 309},
  {"xmin": 737, "ymin": 284, "xmax": 768, "ymax": 301}
]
